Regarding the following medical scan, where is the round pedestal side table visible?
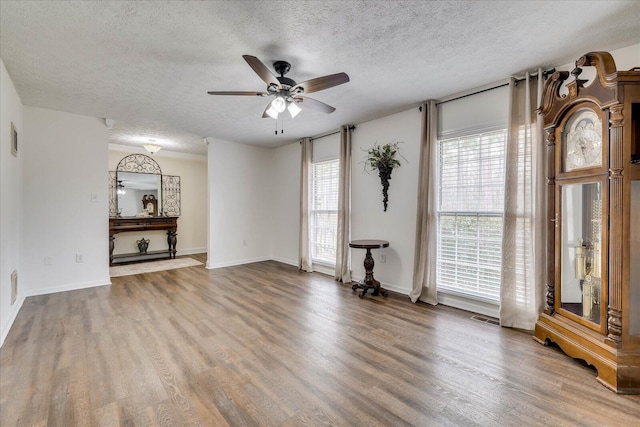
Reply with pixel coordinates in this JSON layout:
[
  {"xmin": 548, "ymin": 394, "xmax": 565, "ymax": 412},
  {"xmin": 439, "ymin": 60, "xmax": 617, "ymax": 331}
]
[{"xmin": 349, "ymin": 239, "xmax": 389, "ymax": 298}]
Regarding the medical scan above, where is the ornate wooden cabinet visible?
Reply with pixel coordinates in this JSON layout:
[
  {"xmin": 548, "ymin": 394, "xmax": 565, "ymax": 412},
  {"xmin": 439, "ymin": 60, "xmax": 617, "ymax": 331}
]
[{"xmin": 534, "ymin": 52, "xmax": 640, "ymax": 393}]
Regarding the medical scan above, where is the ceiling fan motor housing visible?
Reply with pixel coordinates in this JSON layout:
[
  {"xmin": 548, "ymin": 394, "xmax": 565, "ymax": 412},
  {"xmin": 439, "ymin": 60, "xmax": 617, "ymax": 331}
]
[
  {"xmin": 277, "ymin": 76, "xmax": 297, "ymax": 88},
  {"xmin": 273, "ymin": 61, "xmax": 297, "ymax": 89},
  {"xmin": 273, "ymin": 60, "xmax": 291, "ymax": 76}
]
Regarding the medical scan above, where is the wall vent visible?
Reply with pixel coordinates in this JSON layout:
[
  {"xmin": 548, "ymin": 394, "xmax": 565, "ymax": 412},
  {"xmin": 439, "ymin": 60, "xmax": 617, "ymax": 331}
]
[
  {"xmin": 11, "ymin": 270, "xmax": 18, "ymax": 305},
  {"xmin": 471, "ymin": 314, "xmax": 500, "ymax": 326}
]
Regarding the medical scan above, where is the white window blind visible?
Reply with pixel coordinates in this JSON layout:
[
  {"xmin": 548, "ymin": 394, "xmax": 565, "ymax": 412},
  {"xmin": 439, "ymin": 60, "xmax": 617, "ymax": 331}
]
[
  {"xmin": 438, "ymin": 84, "xmax": 509, "ymax": 139},
  {"xmin": 437, "ymin": 130, "xmax": 506, "ymax": 301},
  {"xmin": 311, "ymin": 159, "xmax": 339, "ymax": 265}
]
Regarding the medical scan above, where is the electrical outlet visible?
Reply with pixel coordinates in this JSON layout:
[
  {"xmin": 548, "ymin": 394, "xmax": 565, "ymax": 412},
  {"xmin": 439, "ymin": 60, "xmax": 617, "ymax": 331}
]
[
  {"xmin": 44, "ymin": 256, "xmax": 52, "ymax": 266},
  {"xmin": 380, "ymin": 253, "xmax": 386, "ymax": 263},
  {"xmin": 243, "ymin": 240, "xmax": 247, "ymax": 246},
  {"xmin": 90, "ymin": 193, "xmax": 98, "ymax": 203},
  {"xmin": 75, "ymin": 253, "xmax": 84, "ymax": 263}
]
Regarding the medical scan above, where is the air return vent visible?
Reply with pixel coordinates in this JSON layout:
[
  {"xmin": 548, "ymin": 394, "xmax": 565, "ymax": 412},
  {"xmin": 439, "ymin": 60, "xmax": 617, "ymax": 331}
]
[
  {"xmin": 11, "ymin": 270, "xmax": 18, "ymax": 305},
  {"xmin": 471, "ymin": 315, "xmax": 500, "ymax": 326}
]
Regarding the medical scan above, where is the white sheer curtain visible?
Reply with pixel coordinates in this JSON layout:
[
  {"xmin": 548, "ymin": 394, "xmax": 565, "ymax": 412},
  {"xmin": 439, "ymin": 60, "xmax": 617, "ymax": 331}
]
[
  {"xmin": 410, "ymin": 100, "xmax": 438, "ymax": 305},
  {"xmin": 299, "ymin": 137, "xmax": 313, "ymax": 272},
  {"xmin": 335, "ymin": 126, "xmax": 352, "ymax": 283},
  {"xmin": 499, "ymin": 71, "xmax": 546, "ymax": 329}
]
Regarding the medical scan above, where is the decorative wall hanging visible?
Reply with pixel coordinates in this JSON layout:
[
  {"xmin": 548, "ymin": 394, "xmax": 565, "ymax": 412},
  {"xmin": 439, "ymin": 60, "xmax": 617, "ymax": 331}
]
[
  {"xmin": 363, "ymin": 141, "xmax": 405, "ymax": 211},
  {"xmin": 108, "ymin": 154, "xmax": 181, "ymax": 218}
]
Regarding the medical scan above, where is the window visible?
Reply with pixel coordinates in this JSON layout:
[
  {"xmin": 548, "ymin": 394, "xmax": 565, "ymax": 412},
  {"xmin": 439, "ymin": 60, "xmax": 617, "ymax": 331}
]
[
  {"xmin": 311, "ymin": 159, "xmax": 339, "ymax": 265},
  {"xmin": 437, "ymin": 130, "xmax": 506, "ymax": 301}
]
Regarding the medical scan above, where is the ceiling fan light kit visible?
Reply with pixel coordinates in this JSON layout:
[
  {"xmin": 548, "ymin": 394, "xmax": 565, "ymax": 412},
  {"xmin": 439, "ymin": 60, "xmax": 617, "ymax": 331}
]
[
  {"xmin": 287, "ymin": 101, "xmax": 302, "ymax": 118},
  {"xmin": 265, "ymin": 104, "xmax": 278, "ymax": 120},
  {"xmin": 272, "ymin": 97, "xmax": 287, "ymax": 113},
  {"xmin": 208, "ymin": 55, "xmax": 349, "ymax": 126}
]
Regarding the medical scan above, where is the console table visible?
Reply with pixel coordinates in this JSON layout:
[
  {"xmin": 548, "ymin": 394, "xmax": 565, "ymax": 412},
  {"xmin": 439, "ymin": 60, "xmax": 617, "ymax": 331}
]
[
  {"xmin": 109, "ymin": 217, "xmax": 178, "ymax": 265},
  {"xmin": 349, "ymin": 239, "xmax": 389, "ymax": 298}
]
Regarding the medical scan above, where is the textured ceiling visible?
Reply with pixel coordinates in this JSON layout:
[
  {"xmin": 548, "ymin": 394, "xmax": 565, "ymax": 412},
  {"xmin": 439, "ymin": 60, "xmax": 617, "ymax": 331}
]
[{"xmin": 1, "ymin": 1, "xmax": 639, "ymax": 156}]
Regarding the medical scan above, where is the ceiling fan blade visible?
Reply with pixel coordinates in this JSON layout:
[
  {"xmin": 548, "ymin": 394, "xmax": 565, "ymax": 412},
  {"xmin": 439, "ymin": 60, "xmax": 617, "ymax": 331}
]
[
  {"xmin": 243, "ymin": 55, "xmax": 281, "ymax": 87},
  {"xmin": 290, "ymin": 72, "xmax": 349, "ymax": 94},
  {"xmin": 294, "ymin": 96, "xmax": 336, "ymax": 114},
  {"xmin": 207, "ymin": 91, "xmax": 269, "ymax": 96}
]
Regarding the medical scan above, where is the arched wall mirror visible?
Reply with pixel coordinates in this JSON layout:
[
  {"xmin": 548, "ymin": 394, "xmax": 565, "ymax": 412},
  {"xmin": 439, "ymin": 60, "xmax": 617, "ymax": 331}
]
[{"xmin": 108, "ymin": 154, "xmax": 181, "ymax": 218}]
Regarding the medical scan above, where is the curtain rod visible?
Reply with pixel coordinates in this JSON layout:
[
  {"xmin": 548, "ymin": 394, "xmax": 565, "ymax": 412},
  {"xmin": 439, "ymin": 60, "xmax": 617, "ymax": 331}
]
[
  {"xmin": 435, "ymin": 83, "xmax": 509, "ymax": 106},
  {"xmin": 514, "ymin": 67, "xmax": 556, "ymax": 82},
  {"xmin": 434, "ymin": 68, "xmax": 555, "ymax": 107},
  {"xmin": 303, "ymin": 125, "xmax": 356, "ymax": 143},
  {"xmin": 311, "ymin": 130, "xmax": 340, "ymax": 141}
]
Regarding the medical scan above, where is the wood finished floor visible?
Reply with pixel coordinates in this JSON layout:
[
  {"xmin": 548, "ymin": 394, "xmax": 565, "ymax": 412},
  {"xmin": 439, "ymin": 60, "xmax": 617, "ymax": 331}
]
[{"xmin": 2, "ymin": 256, "xmax": 639, "ymax": 426}]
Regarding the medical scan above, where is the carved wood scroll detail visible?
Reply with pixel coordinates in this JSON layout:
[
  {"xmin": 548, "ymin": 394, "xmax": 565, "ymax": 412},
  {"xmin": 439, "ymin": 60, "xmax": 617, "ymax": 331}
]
[
  {"xmin": 539, "ymin": 71, "xmax": 570, "ymax": 117},
  {"xmin": 576, "ymin": 52, "xmax": 619, "ymax": 89},
  {"xmin": 539, "ymin": 52, "xmax": 618, "ymax": 128}
]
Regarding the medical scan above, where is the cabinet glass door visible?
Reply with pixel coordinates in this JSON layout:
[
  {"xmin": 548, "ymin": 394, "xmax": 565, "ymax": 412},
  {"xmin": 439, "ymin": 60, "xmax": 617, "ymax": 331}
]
[
  {"xmin": 631, "ymin": 181, "xmax": 640, "ymax": 336},
  {"xmin": 559, "ymin": 181, "xmax": 603, "ymax": 325}
]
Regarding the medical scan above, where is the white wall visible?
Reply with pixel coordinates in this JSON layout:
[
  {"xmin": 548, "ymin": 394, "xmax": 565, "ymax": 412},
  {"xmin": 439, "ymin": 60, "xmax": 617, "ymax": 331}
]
[
  {"xmin": 267, "ymin": 110, "xmax": 422, "ymax": 295},
  {"xmin": 269, "ymin": 142, "xmax": 301, "ymax": 266},
  {"xmin": 351, "ymin": 109, "xmax": 422, "ymax": 294},
  {"xmin": 0, "ymin": 59, "xmax": 25, "ymax": 346},
  {"xmin": 267, "ymin": 111, "xmax": 421, "ymax": 294},
  {"xmin": 22, "ymin": 107, "xmax": 110, "ymax": 296},
  {"xmin": 109, "ymin": 147, "xmax": 207, "ymax": 255},
  {"xmin": 609, "ymin": 44, "xmax": 640, "ymax": 71},
  {"xmin": 207, "ymin": 138, "xmax": 272, "ymax": 269}
]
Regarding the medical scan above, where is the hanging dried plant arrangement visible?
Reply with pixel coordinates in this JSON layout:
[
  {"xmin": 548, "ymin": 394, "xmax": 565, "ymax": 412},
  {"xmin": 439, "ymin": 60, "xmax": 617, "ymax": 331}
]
[{"xmin": 363, "ymin": 141, "xmax": 406, "ymax": 211}]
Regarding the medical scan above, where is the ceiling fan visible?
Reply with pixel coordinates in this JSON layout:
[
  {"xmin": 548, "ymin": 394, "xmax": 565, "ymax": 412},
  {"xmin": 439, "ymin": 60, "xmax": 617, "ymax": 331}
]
[{"xmin": 208, "ymin": 55, "xmax": 349, "ymax": 120}]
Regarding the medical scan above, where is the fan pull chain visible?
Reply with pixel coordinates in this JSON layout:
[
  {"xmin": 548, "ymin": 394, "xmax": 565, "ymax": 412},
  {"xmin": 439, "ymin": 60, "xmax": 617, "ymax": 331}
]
[{"xmin": 274, "ymin": 117, "xmax": 285, "ymax": 135}]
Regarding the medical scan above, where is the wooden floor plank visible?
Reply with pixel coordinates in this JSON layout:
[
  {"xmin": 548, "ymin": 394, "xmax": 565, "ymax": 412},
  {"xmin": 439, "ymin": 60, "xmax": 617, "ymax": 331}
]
[{"xmin": 2, "ymin": 256, "xmax": 640, "ymax": 426}]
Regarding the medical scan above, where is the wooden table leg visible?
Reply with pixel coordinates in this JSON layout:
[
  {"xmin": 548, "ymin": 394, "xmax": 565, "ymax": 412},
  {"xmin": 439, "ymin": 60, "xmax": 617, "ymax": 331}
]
[
  {"xmin": 167, "ymin": 231, "xmax": 177, "ymax": 259},
  {"xmin": 109, "ymin": 235, "xmax": 115, "ymax": 266},
  {"xmin": 356, "ymin": 248, "xmax": 388, "ymax": 298}
]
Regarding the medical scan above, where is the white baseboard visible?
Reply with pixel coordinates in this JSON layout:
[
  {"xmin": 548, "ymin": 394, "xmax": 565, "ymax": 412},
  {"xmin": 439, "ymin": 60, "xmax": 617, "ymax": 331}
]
[
  {"xmin": 0, "ymin": 294, "xmax": 26, "ymax": 348},
  {"xmin": 380, "ymin": 282, "xmax": 410, "ymax": 296},
  {"xmin": 311, "ymin": 263, "xmax": 335, "ymax": 277},
  {"xmin": 206, "ymin": 256, "xmax": 271, "ymax": 269},
  {"xmin": 437, "ymin": 291, "xmax": 500, "ymax": 319},
  {"xmin": 179, "ymin": 247, "xmax": 207, "ymax": 256},
  {"xmin": 26, "ymin": 278, "xmax": 112, "ymax": 297},
  {"xmin": 271, "ymin": 257, "xmax": 298, "ymax": 267},
  {"xmin": 347, "ymin": 276, "xmax": 498, "ymax": 318}
]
